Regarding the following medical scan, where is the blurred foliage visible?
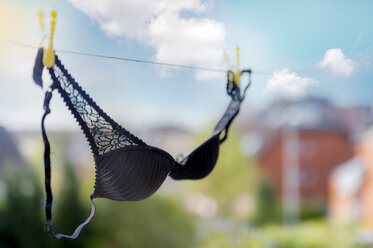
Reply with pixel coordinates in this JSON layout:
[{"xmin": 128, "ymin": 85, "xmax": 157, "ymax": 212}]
[
  {"xmin": 251, "ymin": 178, "xmax": 324, "ymax": 226},
  {"xmin": 1, "ymin": 128, "xmax": 367, "ymax": 248},
  {"xmin": 260, "ymin": 221, "xmax": 363, "ymax": 248},
  {"xmin": 91, "ymin": 196, "xmax": 195, "ymax": 248},
  {"xmin": 53, "ymin": 160, "xmax": 95, "ymax": 247},
  {"xmin": 299, "ymin": 205, "xmax": 325, "ymax": 221},
  {"xmin": 0, "ymin": 165, "xmax": 53, "ymax": 248},
  {"xmin": 251, "ymin": 178, "xmax": 281, "ymax": 226},
  {"xmin": 183, "ymin": 128, "xmax": 258, "ymax": 217},
  {"xmin": 198, "ymin": 220, "xmax": 364, "ymax": 248},
  {"xmin": 0, "ymin": 160, "xmax": 195, "ymax": 248}
]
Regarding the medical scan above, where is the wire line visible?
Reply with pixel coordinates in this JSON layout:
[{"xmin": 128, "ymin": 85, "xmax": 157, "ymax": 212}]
[
  {"xmin": 2, "ymin": 40, "xmax": 229, "ymax": 72},
  {"xmin": 1, "ymin": 40, "xmax": 278, "ymax": 76}
]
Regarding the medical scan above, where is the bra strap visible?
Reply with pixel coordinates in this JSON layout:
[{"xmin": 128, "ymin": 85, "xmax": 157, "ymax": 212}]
[
  {"xmin": 212, "ymin": 99, "xmax": 241, "ymax": 143},
  {"xmin": 41, "ymin": 85, "xmax": 96, "ymax": 239},
  {"xmin": 213, "ymin": 69, "xmax": 252, "ymax": 143}
]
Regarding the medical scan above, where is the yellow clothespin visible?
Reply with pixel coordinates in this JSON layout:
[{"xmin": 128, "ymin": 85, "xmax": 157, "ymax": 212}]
[
  {"xmin": 38, "ymin": 11, "xmax": 45, "ymax": 32},
  {"xmin": 223, "ymin": 50, "xmax": 231, "ymax": 70},
  {"xmin": 223, "ymin": 50, "xmax": 234, "ymax": 83},
  {"xmin": 38, "ymin": 11, "xmax": 46, "ymax": 47},
  {"xmin": 234, "ymin": 46, "xmax": 241, "ymax": 87},
  {"xmin": 223, "ymin": 46, "xmax": 241, "ymax": 87},
  {"xmin": 43, "ymin": 11, "xmax": 57, "ymax": 68}
]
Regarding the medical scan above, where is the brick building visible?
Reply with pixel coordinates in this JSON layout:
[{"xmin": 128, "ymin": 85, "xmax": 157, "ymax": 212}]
[
  {"xmin": 248, "ymin": 97, "xmax": 371, "ymax": 209},
  {"xmin": 258, "ymin": 128, "xmax": 354, "ymax": 205}
]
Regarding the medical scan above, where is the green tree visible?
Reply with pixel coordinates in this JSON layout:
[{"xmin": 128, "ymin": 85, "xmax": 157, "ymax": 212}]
[
  {"xmin": 0, "ymin": 160, "xmax": 196, "ymax": 248},
  {"xmin": 251, "ymin": 178, "xmax": 281, "ymax": 226},
  {"xmin": 53, "ymin": 160, "xmax": 95, "ymax": 247},
  {"xmin": 0, "ymin": 166, "xmax": 53, "ymax": 248},
  {"xmin": 90, "ymin": 197, "xmax": 195, "ymax": 248},
  {"xmin": 181, "ymin": 128, "xmax": 258, "ymax": 218}
]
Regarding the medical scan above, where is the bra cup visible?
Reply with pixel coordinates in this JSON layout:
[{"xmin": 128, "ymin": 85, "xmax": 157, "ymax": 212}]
[
  {"xmin": 93, "ymin": 146, "xmax": 174, "ymax": 201},
  {"xmin": 170, "ymin": 135, "xmax": 220, "ymax": 180}
]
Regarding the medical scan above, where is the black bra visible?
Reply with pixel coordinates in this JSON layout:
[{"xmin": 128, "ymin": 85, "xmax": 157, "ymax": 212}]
[{"xmin": 33, "ymin": 48, "xmax": 251, "ymax": 239}]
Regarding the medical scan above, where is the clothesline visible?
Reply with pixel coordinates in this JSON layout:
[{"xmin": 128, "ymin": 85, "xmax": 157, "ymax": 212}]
[
  {"xmin": 3, "ymin": 40, "xmax": 227, "ymax": 72},
  {"xmin": 1, "ymin": 40, "xmax": 312, "ymax": 76}
]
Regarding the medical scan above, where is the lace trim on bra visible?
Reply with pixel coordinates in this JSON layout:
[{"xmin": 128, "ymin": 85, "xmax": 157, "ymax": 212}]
[{"xmin": 48, "ymin": 55, "xmax": 147, "ymax": 156}]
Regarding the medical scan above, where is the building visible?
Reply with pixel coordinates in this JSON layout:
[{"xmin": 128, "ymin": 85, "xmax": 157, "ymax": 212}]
[
  {"xmin": 329, "ymin": 127, "xmax": 373, "ymax": 226},
  {"xmin": 250, "ymin": 97, "xmax": 370, "ymax": 209},
  {"xmin": 0, "ymin": 126, "xmax": 25, "ymax": 170},
  {"xmin": 258, "ymin": 128, "xmax": 354, "ymax": 206}
]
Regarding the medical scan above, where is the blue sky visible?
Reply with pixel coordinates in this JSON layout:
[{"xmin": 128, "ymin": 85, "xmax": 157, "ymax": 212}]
[{"xmin": 0, "ymin": 0, "xmax": 372, "ymax": 131}]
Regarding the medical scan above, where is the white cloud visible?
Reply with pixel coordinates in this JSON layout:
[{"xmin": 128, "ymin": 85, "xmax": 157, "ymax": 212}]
[
  {"xmin": 317, "ymin": 48, "xmax": 356, "ymax": 76},
  {"xmin": 67, "ymin": 0, "xmax": 226, "ymax": 80},
  {"xmin": 0, "ymin": 1, "xmax": 37, "ymax": 76},
  {"xmin": 265, "ymin": 69, "xmax": 317, "ymax": 99}
]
